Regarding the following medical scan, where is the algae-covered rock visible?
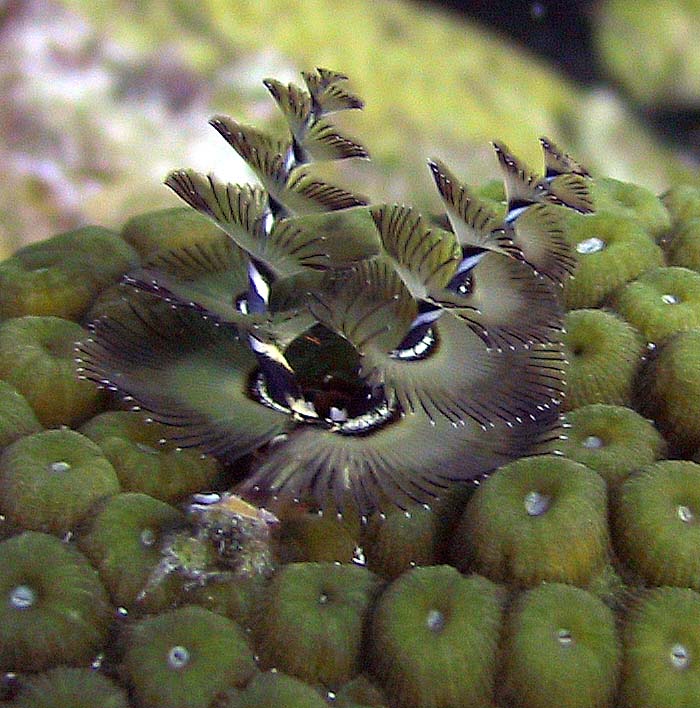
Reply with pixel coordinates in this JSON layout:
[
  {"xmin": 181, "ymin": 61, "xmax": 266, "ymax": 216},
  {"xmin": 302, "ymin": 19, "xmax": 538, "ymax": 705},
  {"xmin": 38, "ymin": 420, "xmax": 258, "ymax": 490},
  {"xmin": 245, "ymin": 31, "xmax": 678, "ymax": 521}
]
[
  {"xmin": 596, "ymin": 0, "xmax": 700, "ymax": 109},
  {"xmin": 4, "ymin": 0, "xmax": 695, "ymax": 256}
]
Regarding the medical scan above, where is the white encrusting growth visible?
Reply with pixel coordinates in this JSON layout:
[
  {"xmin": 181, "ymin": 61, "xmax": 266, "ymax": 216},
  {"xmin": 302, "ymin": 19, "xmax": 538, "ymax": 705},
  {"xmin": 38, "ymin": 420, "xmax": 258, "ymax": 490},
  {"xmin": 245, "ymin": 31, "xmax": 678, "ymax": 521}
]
[{"xmin": 576, "ymin": 237, "xmax": 605, "ymax": 254}]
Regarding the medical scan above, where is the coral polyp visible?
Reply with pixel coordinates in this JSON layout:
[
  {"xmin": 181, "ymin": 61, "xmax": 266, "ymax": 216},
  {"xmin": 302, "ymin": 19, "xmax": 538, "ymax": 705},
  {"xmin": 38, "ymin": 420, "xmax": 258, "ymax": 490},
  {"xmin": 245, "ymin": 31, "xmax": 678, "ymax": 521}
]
[
  {"xmin": 367, "ymin": 565, "xmax": 504, "ymax": 708},
  {"xmin": 251, "ymin": 561, "xmax": 380, "ymax": 687},
  {"xmin": 619, "ymin": 587, "xmax": 700, "ymax": 708},
  {"xmin": 562, "ymin": 308, "xmax": 644, "ymax": 411},
  {"xmin": 0, "ymin": 316, "xmax": 107, "ymax": 428},
  {"xmin": 75, "ymin": 68, "xmax": 590, "ymax": 516},
  {"xmin": 498, "ymin": 583, "xmax": 620, "ymax": 708},
  {"xmin": 450, "ymin": 455, "xmax": 609, "ymax": 587},
  {"xmin": 7, "ymin": 667, "xmax": 129, "ymax": 708},
  {"xmin": 121, "ymin": 605, "xmax": 256, "ymax": 708},
  {"xmin": 0, "ymin": 428, "xmax": 120, "ymax": 536},
  {"xmin": 612, "ymin": 266, "xmax": 700, "ymax": 343},
  {"xmin": 636, "ymin": 328, "xmax": 700, "ymax": 455},
  {"xmin": 612, "ymin": 460, "xmax": 700, "ymax": 590},
  {"xmin": 560, "ymin": 404, "xmax": 666, "ymax": 488},
  {"xmin": 75, "ymin": 492, "xmax": 186, "ymax": 612},
  {"xmin": 0, "ymin": 531, "xmax": 111, "ymax": 672},
  {"xmin": 219, "ymin": 671, "xmax": 328, "ymax": 708},
  {"xmin": 0, "ymin": 380, "xmax": 42, "ymax": 449},
  {"xmin": 79, "ymin": 410, "xmax": 221, "ymax": 504},
  {"xmin": 562, "ymin": 211, "xmax": 664, "ymax": 309},
  {"xmin": 0, "ymin": 226, "xmax": 138, "ymax": 322}
]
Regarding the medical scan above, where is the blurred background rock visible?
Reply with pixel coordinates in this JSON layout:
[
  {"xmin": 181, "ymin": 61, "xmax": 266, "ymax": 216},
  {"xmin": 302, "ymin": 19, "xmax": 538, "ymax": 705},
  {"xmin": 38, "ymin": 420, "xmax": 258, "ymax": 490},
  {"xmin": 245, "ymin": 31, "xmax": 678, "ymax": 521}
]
[{"xmin": 1, "ymin": 0, "xmax": 698, "ymax": 257}]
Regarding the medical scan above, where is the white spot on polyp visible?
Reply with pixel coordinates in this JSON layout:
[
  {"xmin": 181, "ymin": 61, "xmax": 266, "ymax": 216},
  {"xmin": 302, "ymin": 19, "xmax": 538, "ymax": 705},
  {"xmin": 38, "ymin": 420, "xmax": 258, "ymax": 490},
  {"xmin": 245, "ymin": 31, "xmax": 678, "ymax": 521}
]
[
  {"xmin": 576, "ymin": 237, "xmax": 605, "ymax": 255},
  {"xmin": 557, "ymin": 628, "xmax": 573, "ymax": 646},
  {"xmin": 524, "ymin": 490, "xmax": 550, "ymax": 516},
  {"xmin": 426, "ymin": 608, "xmax": 445, "ymax": 633},
  {"xmin": 677, "ymin": 505, "xmax": 694, "ymax": 524},
  {"xmin": 48, "ymin": 461, "xmax": 71, "ymax": 474},
  {"xmin": 140, "ymin": 528, "xmax": 157, "ymax": 547},
  {"xmin": 670, "ymin": 643, "xmax": 690, "ymax": 669},
  {"xmin": 661, "ymin": 293, "xmax": 680, "ymax": 305},
  {"xmin": 10, "ymin": 585, "xmax": 36, "ymax": 610},
  {"xmin": 167, "ymin": 645, "xmax": 190, "ymax": 670},
  {"xmin": 582, "ymin": 435, "xmax": 604, "ymax": 449}
]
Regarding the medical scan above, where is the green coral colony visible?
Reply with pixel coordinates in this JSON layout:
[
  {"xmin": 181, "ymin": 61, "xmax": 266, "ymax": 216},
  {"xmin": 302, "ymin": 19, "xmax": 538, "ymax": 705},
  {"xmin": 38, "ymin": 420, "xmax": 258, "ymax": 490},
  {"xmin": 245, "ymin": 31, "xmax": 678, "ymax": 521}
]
[{"xmin": 1, "ymin": 67, "xmax": 700, "ymax": 706}]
